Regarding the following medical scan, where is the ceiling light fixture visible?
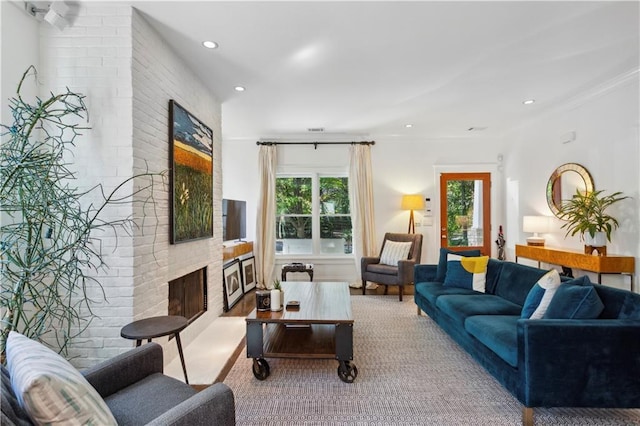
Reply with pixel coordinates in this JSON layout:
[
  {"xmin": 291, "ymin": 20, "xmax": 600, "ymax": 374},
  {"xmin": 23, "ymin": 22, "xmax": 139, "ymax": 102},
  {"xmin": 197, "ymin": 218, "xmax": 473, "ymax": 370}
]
[
  {"xmin": 202, "ymin": 41, "xmax": 218, "ymax": 49},
  {"xmin": 523, "ymin": 99, "xmax": 536, "ymax": 105},
  {"xmin": 234, "ymin": 86, "xmax": 245, "ymax": 92},
  {"xmin": 405, "ymin": 124, "xmax": 413, "ymax": 128}
]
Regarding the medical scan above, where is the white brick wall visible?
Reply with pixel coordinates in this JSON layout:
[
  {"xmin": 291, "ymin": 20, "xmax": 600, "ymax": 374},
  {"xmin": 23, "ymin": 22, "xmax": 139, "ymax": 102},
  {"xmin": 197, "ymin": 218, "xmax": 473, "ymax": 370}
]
[
  {"xmin": 37, "ymin": 2, "xmax": 223, "ymax": 368},
  {"xmin": 131, "ymin": 8, "xmax": 223, "ymax": 365}
]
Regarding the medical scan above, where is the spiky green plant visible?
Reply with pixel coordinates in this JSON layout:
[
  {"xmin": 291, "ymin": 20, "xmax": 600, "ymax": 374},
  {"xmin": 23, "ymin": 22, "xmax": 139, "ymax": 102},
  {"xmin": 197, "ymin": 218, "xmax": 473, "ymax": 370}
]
[
  {"xmin": 0, "ymin": 67, "xmax": 164, "ymax": 360},
  {"xmin": 558, "ymin": 189, "xmax": 628, "ymax": 242},
  {"xmin": 272, "ymin": 279, "xmax": 281, "ymax": 290}
]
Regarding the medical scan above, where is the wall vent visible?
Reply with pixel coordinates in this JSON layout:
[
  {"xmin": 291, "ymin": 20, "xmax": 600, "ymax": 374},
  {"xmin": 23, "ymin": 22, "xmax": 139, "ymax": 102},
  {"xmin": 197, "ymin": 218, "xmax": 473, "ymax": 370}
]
[{"xmin": 307, "ymin": 127, "xmax": 324, "ymax": 132}]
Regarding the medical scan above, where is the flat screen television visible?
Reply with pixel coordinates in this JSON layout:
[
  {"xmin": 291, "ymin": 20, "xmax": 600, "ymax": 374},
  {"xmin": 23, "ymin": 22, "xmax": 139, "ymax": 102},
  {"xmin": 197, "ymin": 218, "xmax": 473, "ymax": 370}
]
[{"xmin": 222, "ymin": 199, "xmax": 246, "ymax": 242}]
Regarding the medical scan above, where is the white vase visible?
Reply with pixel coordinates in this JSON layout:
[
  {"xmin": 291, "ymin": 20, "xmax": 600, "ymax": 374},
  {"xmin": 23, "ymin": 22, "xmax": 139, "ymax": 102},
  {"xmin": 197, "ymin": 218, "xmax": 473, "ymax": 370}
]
[
  {"xmin": 270, "ymin": 289, "xmax": 281, "ymax": 311},
  {"xmin": 585, "ymin": 231, "xmax": 607, "ymax": 247}
]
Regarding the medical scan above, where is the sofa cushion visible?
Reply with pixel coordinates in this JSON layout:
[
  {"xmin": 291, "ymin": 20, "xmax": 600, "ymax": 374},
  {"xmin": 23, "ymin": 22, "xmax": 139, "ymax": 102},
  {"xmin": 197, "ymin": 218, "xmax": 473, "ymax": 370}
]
[
  {"xmin": 415, "ymin": 282, "xmax": 478, "ymax": 306},
  {"xmin": 465, "ymin": 315, "xmax": 519, "ymax": 367},
  {"xmin": 494, "ymin": 262, "xmax": 550, "ymax": 306},
  {"xmin": 6, "ymin": 331, "xmax": 117, "ymax": 426},
  {"xmin": 444, "ymin": 255, "xmax": 489, "ymax": 292},
  {"xmin": 435, "ymin": 248, "xmax": 481, "ymax": 282},
  {"xmin": 379, "ymin": 240, "xmax": 412, "ymax": 266},
  {"xmin": 104, "ymin": 373, "xmax": 197, "ymax": 426},
  {"xmin": 436, "ymin": 294, "xmax": 523, "ymax": 326},
  {"xmin": 521, "ymin": 269, "xmax": 561, "ymax": 319},
  {"xmin": 544, "ymin": 283, "xmax": 605, "ymax": 319},
  {"xmin": 1, "ymin": 365, "xmax": 32, "ymax": 426},
  {"xmin": 591, "ymin": 283, "xmax": 640, "ymax": 319}
]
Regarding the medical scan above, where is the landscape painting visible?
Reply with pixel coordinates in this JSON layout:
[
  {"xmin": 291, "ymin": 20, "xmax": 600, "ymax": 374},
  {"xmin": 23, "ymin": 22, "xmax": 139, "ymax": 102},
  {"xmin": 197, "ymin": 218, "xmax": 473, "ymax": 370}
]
[{"xmin": 169, "ymin": 100, "xmax": 213, "ymax": 243}]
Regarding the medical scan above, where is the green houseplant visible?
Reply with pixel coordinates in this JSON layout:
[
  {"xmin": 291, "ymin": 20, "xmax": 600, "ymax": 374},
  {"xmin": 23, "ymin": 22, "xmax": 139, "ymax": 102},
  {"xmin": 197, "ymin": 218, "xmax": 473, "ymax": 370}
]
[
  {"xmin": 0, "ymin": 67, "xmax": 162, "ymax": 360},
  {"xmin": 558, "ymin": 189, "xmax": 628, "ymax": 250}
]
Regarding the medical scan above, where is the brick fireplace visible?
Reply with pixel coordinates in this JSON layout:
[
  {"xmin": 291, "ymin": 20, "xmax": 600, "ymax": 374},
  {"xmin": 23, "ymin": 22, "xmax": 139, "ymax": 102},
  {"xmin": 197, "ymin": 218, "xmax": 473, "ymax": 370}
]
[{"xmin": 168, "ymin": 267, "xmax": 208, "ymax": 323}]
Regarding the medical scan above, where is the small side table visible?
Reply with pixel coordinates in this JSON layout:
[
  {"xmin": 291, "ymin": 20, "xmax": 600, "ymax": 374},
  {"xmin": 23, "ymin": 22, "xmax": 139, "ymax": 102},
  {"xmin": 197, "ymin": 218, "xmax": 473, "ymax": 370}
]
[
  {"xmin": 121, "ymin": 315, "xmax": 189, "ymax": 384},
  {"xmin": 281, "ymin": 263, "xmax": 314, "ymax": 281}
]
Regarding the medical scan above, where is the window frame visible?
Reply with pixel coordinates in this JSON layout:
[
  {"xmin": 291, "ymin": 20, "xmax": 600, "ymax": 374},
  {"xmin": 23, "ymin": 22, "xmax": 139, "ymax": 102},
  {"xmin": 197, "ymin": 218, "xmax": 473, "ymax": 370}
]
[{"xmin": 276, "ymin": 171, "xmax": 351, "ymax": 257}]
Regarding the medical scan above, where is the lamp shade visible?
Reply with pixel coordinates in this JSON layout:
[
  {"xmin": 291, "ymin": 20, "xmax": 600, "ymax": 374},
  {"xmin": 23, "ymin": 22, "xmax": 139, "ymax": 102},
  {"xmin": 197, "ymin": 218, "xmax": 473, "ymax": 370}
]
[
  {"xmin": 401, "ymin": 194, "xmax": 425, "ymax": 210},
  {"xmin": 523, "ymin": 215, "xmax": 551, "ymax": 246},
  {"xmin": 522, "ymin": 216, "xmax": 551, "ymax": 233}
]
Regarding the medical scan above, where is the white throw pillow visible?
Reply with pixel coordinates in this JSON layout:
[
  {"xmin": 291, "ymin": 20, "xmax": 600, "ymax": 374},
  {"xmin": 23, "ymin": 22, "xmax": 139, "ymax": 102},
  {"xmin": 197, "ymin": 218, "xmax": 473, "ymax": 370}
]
[
  {"xmin": 6, "ymin": 331, "xmax": 117, "ymax": 426},
  {"xmin": 521, "ymin": 269, "xmax": 562, "ymax": 319},
  {"xmin": 379, "ymin": 241, "xmax": 413, "ymax": 266}
]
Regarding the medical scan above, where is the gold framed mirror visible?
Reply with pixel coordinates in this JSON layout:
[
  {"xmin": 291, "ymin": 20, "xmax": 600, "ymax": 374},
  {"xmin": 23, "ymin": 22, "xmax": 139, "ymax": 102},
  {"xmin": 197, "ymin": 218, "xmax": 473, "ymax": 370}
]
[{"xmin": 546, "ymin": 163, "xmax": 594, "ymax": 217}]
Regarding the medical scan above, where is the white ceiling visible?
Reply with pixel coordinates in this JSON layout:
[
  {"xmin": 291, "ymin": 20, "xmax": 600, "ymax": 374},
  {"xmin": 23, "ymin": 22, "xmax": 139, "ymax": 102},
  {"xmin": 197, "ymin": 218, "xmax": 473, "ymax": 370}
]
[{"xmin": 132, "ymin": 1, "xmax": 640, "ymax": 142}]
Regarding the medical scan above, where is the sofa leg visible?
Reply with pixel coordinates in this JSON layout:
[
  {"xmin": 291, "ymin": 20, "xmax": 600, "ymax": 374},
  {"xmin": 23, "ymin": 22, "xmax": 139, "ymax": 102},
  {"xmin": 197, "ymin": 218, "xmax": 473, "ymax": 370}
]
[
  {"xmin": 362, "ymin": 281, "xmax": 366, "ymax": 295},
  {"xmin": 398, "ymin": 285, "xmax": 403, "ymax": 301},
  {"xmin": 522, "ymin": 407, "xmax": 533, "ymax": 426},
  {"xmin": 417, "ymin": 306, "xmax": 422, "ymax": 315},
  {"xmin": 384, "ymin": 285, "xmax": 388, "ymax": 295}
]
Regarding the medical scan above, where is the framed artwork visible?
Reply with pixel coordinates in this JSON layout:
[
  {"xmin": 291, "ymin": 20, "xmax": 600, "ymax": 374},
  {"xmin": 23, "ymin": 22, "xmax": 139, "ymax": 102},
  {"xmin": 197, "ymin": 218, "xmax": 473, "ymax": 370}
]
[
  {"xmin": 169, "ymin": 100, "xmax": 214, "ymax": 244},
  {"xmin": 241, "ymin": 256, "xmax": 257, "ymax": 293},
  {"xmin": 223, "ymin": 260, "xmax": 243, "ymax": 311}
]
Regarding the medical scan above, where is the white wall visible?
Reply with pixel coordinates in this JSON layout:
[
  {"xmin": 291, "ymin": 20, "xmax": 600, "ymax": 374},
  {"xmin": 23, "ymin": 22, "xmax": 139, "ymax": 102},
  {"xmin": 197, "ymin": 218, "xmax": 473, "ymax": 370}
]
[
  {"xmin": 1, "ymin": 2, "xmax": 39, "ymax": 127},
  {"xmin": 222, "ymin": 137, "xmax": 506, "ymax": 283},
  {"xmin": 503, "ymin": 74, "xmax": 639, "ymax": 290},
  {"xmin": 131, "ymin": 8, "xmax": 223, "ymax": 364},
  {"xmin": 223, "ymin": 79, "xmax": 639, "ymax": 291},
  {"xmin": 2, "ymin": 2, "xmax": 223, "ymax": 367}
]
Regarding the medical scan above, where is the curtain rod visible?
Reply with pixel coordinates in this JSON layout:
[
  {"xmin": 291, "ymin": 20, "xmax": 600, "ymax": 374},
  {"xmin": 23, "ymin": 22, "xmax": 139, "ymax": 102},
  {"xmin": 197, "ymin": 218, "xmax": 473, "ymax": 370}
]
[{"xmin": 256, "ymin": 141, "xmax": 375, "ymax": 149}]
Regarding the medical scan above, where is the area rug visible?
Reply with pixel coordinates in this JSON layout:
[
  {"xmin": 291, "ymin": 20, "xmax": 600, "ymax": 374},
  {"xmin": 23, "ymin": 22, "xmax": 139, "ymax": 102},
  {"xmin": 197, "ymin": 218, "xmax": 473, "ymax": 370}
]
[{"xmin": 223, "ymin": 295, "xmax": 640, "ymax": 425}]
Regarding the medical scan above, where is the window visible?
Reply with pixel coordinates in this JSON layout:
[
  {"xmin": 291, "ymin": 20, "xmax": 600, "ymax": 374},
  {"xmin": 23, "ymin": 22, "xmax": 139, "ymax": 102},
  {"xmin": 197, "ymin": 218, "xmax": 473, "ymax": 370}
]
[{"xmin": 276, "ymin": 175, "xmax": 352, "ymax": 255}]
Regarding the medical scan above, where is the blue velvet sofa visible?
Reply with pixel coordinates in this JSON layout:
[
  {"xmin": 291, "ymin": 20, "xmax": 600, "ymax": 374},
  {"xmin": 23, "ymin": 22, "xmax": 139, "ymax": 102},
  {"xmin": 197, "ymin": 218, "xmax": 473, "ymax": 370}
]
[{"xmin": 414, "ymin": 254, "xmax": 640, "ymax": 424}]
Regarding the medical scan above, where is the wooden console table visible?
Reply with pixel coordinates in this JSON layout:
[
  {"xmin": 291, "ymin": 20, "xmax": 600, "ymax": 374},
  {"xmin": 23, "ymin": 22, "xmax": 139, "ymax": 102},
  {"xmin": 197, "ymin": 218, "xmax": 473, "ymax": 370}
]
[
  {"xmin": 515, "ymin": 244, "xmax": 634, "ymax": 289},
  {"xmin": 223, "ymin": 241, "xmax": 253, "ymax": 262}
]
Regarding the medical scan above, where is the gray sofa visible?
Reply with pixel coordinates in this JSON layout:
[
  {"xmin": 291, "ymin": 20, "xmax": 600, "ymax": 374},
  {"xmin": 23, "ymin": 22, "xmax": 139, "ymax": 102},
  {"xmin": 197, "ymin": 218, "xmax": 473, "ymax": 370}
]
[{"xmin": 1, "ymin": 342, "xmax": 235, "ymax": 426}]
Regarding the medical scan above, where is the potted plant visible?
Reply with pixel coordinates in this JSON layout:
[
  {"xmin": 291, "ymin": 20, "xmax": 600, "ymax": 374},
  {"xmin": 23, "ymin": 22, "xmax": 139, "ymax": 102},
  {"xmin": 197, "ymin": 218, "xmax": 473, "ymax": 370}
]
[
  {"xmin": 558, "ymin": 189, "xmax": 628, "ymax": 255},
  {"xmin": 0, "ymin": 67, "xmax": 162, "ymax": 360}
]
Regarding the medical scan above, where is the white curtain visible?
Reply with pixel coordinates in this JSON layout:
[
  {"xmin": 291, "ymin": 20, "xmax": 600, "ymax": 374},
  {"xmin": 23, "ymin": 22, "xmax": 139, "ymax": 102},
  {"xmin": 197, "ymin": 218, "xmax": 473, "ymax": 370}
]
[
  {"xmin": 256, "ymin": 144, "xmax": 277, "ymax": 289},
  {"xmin": 348, "ymin": 144, "xmax": 377, "ymax": 287}
]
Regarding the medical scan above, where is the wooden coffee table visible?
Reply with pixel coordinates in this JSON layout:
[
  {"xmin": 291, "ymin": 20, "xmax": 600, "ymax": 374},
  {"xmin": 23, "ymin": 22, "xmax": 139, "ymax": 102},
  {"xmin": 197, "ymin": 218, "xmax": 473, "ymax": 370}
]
[{"xmin": 245, "ymin": 281, "xmax": 357, "ymax": 382}]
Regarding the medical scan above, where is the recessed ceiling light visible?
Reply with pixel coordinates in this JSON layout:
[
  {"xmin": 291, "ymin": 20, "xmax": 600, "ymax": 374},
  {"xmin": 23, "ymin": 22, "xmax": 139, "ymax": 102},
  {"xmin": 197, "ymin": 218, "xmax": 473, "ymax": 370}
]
[
  {"xmin": 234, "ymin": 86, "xmax": 245, "ymax": 92},
  {"xmin": 523, "ymin": 99, "xmax": 535, "ymax": 105},
  {"xmin": 202, "ymin": 41, "xmax": 218, "ymax": 49},
  {"xmin": 405, "ymin": 124, "xmax": 413, "ymax": 128}
]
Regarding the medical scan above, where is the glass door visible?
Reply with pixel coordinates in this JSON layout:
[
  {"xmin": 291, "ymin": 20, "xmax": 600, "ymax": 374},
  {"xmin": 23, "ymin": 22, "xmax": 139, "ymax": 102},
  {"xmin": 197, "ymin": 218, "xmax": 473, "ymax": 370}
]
[{"xmin": 439, "ymin": 173, "xmax": 491, "ymax": 255}]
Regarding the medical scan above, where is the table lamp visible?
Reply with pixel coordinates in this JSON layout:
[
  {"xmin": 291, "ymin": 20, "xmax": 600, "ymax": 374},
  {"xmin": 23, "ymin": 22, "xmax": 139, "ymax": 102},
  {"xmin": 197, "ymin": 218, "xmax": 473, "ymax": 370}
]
[
  {"xmin": 401, "ymin": 195, "xmax": 425, "ymax": 234},
  {"xmin": 522, "ymin": 215, "xmax": 551, "ymax": 246}
]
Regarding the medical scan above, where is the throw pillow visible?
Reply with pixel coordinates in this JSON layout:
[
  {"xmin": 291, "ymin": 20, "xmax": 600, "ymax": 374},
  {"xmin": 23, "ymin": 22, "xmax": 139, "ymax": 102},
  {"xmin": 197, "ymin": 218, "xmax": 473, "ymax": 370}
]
[
  {"xmin": 543, "ymin": 283, "xmax": 605, "ymax": 319},
  {"xmin": 435, "ymin": 248, "xmax": 481, "ymax": 282},
  {"xmin": 379, "ymin": 241, "xmax": 413, "ymax": 266},
  {"xmin": 443, "ymin": 255, "xmax": 489, "ymax": 292},
  {"xmin": 521, "ymin": 269, "xmax": 561, "ymax": 319},
  {"xmin": 6, "ymin": 331, "xmax": 117, "ymax": 426}
]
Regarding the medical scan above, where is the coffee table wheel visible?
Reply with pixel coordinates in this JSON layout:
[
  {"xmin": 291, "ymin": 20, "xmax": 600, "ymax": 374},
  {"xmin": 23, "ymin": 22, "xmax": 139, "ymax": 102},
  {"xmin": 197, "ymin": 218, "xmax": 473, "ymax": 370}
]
[
  {"xmin": 252, "ymin": 358, "xmax": 270, "ymax": 380},
  {"xmin": 337, "ymin": 360, "xmax": 358, "ymax": 383}
]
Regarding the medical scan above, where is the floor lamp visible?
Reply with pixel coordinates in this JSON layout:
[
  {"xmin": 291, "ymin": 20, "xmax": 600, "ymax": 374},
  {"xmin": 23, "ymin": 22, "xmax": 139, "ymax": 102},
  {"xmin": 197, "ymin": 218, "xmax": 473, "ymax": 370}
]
[{"xmin": 401, "ymin": 195, "xmax": 425, "ymax": 234}]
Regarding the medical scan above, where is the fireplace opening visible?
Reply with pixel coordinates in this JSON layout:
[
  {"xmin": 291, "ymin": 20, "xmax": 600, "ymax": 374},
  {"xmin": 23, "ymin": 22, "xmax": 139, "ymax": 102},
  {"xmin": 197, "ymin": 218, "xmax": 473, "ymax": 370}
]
[{"xmin": 168, "ymin": 267, "xmax": 207, "ymax": 323}]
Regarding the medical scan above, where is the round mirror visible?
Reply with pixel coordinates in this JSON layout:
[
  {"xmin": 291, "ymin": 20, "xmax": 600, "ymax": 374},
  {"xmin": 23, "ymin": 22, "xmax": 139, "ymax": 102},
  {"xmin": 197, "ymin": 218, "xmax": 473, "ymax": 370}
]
[{"xmin": 546, "ymin": 163, "xmax": 594, "ymax": 217}]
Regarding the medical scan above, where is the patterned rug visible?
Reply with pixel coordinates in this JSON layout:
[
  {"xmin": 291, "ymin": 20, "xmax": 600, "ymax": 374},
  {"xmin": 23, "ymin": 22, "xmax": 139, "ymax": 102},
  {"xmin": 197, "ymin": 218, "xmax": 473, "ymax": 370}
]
[{"xmin": 223, "ymin": 295, "xmax": 640, "ymax": 425}]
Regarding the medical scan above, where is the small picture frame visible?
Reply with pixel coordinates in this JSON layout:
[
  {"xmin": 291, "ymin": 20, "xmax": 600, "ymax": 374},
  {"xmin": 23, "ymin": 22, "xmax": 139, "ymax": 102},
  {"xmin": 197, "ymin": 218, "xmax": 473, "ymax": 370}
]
[
  {"xmin": 223, "ymin": 260, "xmax": 243, "ymax": 311},
  {"xmin": 241, "ymin": 256, "xmax": 257, "ymax": 293}
]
